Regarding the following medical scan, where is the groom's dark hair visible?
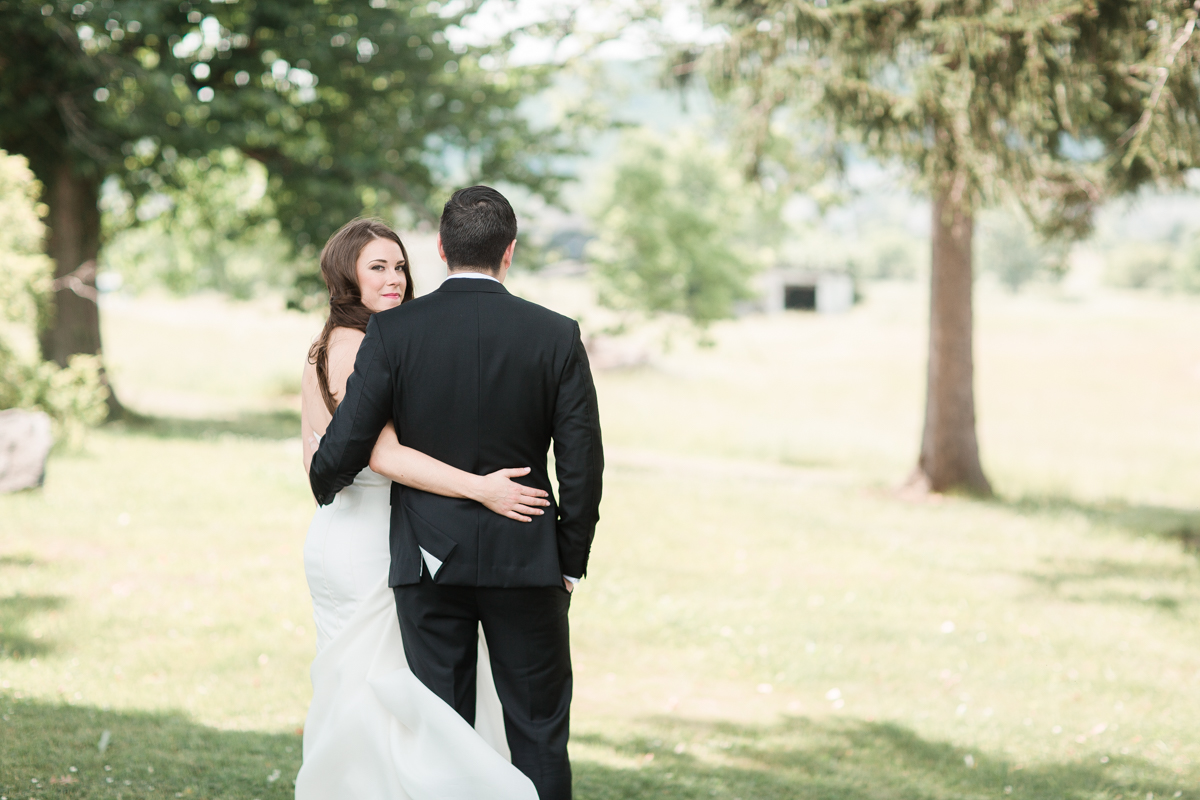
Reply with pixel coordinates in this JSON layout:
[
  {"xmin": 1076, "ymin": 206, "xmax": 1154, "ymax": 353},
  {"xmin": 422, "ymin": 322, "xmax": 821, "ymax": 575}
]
[{"xmin": 439, "ymin": 185, "xmax": 518, "ymax": 274}]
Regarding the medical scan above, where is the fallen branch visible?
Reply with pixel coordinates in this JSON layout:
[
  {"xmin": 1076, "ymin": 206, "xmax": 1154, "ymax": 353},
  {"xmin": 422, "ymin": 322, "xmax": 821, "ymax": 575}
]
[{"xmin": 51, "ymin": 260, "xmax": 98, "ymax": 302}]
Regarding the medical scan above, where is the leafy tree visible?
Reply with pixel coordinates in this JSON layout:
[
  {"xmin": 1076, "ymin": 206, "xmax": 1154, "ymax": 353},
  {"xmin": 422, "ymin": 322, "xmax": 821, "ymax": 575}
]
[
  {"xmin": 705, "ymin": 0, "xmax": 1200, "ymax": 494},
  {"xmin": 0, "ymin": 0, "xmax": 570, "ymax": 414},
  {"xmin": 588, "ymin": 129, "xmax": 765, "ymax": 333}
]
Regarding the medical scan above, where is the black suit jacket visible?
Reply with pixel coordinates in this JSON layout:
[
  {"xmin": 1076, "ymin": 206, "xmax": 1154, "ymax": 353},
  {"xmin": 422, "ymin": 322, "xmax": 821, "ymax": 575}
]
[{"xmin": 309, "ymin": 278, "xmax": 604, "ymax": 587}]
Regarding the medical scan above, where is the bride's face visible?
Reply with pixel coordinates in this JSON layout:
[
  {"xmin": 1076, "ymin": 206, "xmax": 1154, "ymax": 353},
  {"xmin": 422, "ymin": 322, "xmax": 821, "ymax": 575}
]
[{"xmin": 356, "ymin": 237, "xmax": 408, "ymax": 313}]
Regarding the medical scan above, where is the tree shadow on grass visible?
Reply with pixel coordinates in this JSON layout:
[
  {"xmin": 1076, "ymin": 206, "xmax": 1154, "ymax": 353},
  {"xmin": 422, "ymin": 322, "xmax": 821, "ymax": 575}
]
[
  {"xmin": 0, "ymin": 695, "xmax": 301, "ymax": 799},
  {"xmin": 1017, "ymin": 557, "xmax": 1199, "ymax": 613},
  {"xmin": 3, "ymin": 699, "xmax": 1190, "ymax": 800},
  {"xmin": 573, "ymin": 715, "xmax": 1191, "ymax": 800},
  {"xmin": 110, "ymin": 410, "xmax": 301, "ymax": 442},
  {"xmin": 0, "ymin": 594, "xmax": 65, "ymax": 659},
  {"xmin": 998, "ymin": 494, "xmax": 1200, "ymax": 554},
  {"xmin": 991, "ymin": 495, "xmax": 1200, "ymax": 613}
]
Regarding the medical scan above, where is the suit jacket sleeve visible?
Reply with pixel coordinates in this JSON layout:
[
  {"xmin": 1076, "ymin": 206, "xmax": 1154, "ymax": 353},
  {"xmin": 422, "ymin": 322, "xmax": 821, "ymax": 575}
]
[
  {"xmin": 552, "ymin": 322, "xmax": 604, "ymax": 578},
  {"xmin": 309, "ymin": 315, "xmax": 395, "ymax": 506}
]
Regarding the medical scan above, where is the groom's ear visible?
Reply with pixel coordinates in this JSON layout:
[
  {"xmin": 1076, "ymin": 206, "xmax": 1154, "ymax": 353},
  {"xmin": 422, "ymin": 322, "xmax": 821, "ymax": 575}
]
[
  {"xmin": 496, "ymin": 239, "xmax": 516, "ymax": 283},
  {"xmin": 436, "ymin": 234, "xmax": 448, "ymax": 265}
]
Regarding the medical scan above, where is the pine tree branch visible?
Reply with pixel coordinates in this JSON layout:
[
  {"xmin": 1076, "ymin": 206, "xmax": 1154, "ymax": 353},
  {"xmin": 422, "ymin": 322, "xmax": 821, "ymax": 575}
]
[{"xmin": 1116, "ymin": 1, "xmax": 1200, "ymax": 160}]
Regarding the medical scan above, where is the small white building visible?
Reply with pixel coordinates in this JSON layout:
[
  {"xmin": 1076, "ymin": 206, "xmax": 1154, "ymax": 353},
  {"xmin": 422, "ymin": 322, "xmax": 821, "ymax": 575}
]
[{"xmin": 762, "ymin": 268, "xmax": 856, "ymax": 314}]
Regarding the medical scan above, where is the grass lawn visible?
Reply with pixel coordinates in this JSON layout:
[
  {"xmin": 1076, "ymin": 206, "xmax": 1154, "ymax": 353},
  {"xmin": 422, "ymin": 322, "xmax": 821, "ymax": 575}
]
[{"xmin": 2, "ymin": 280, "xmax": 1198, "ymax": 799}]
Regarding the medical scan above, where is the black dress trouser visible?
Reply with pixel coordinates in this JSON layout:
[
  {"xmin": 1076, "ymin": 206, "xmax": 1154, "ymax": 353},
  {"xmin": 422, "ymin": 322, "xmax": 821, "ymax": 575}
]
[{"xmin": 394, "ymin": 572, "xmax": 574, "ymax": 800}]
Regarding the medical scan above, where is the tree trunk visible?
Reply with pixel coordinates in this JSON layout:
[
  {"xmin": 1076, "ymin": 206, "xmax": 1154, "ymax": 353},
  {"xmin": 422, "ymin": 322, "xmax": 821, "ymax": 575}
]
[
  {"xmin": 907, "ymin": 188, "xmax": 992, "ymax": 496},
  {"xmin": 39, "ymin": 163, "xmax": 124, "ymax": 418}
]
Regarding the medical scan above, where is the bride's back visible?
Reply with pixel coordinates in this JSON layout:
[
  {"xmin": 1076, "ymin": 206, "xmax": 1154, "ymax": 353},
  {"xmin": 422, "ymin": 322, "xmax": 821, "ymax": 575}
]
[{"xmin": 302, "ymin": 326, "xmax": 366, "ymax": 474}]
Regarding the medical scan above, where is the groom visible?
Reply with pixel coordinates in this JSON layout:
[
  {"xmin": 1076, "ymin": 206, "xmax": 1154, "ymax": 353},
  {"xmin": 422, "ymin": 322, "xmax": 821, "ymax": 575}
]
[{"xmin": 309, "ymin": 185, "xmax": 603, "ymax": 799}]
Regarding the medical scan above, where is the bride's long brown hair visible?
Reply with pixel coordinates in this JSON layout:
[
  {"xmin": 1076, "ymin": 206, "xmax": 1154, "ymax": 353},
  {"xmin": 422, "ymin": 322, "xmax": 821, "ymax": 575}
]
[{"xmin": 308, "ymin": 218, "xmax": 414, "ymax": 415}]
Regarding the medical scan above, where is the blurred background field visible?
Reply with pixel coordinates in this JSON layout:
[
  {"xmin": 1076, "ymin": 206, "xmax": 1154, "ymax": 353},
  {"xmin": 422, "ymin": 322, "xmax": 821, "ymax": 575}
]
[{"xmin": 3, "ymin": 278, "xmax": 1199, "ymax": 799}]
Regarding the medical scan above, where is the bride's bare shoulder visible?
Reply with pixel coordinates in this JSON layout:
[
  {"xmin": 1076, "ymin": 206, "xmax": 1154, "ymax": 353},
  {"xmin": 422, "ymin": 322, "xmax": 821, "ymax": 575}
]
[{"xmin": 326, "ymin": 326, "xmax": 366, "ymax": 361}]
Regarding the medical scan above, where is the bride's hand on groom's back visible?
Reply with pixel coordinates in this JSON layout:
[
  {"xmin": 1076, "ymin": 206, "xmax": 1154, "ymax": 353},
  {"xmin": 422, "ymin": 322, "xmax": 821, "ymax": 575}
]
[{"xmin": 472, "ymin": 467, "xmax": 550, "ymax": 522}]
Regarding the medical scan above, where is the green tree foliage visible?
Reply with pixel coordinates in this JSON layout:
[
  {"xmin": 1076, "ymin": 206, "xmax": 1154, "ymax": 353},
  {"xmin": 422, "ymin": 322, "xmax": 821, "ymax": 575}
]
[
  {"xmin": 0, "ymin": 0, "xmax": 571, "ymax": 380},
  {"xmin": 588, "ymin": 130, "xmax": 765, "ymax": 330},
  {"xmin": 703, "ymin": 0, "xmax": 1200, "ymax": 494},
  {"xmin": 977, "ymin": 209, "xmax": 1069, "ymax": 291},
  {"xmin": 100, "ymin": 148, "xmax": 294, "ymax": 299},
  {"xmin": 3, "ymin": 0, "xmax": 568, "ymax": 244},
  {"xmin": 0, "ymin": 151, "xmax": 109, "ymax": 446}
]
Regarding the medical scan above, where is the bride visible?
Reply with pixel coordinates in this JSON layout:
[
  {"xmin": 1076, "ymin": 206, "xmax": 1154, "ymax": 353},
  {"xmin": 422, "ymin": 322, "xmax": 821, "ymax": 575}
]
[{"xmin": 296, "ymin": 218, "xmax": 543, "ymax": 799}]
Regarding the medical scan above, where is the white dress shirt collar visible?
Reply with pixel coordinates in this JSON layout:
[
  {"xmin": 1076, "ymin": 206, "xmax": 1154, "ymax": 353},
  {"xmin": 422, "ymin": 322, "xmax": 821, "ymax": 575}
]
[{"xmin": 444, "ymin": 271, "xmax": 500, "ymax": 284}]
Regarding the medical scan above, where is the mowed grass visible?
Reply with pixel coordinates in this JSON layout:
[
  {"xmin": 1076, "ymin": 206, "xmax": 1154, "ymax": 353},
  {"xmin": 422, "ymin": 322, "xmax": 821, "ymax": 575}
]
[{"xmin": 2, "ymin": 280, "xmax": 1199, "ymax": 799}]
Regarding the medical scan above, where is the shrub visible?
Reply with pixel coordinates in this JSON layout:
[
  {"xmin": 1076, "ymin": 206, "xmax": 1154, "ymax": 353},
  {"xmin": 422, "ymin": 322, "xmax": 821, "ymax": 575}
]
[
  {"xmin": 1102, "ymin": 234, "xmax": 1200, "ymax": 293},
  {"xmin": 0, "ymin": 348, "xmax": 108, "ymax": 448},
  {"xmin": 0, "ymin": 150, "xmax": 109, "ymax": 445}
]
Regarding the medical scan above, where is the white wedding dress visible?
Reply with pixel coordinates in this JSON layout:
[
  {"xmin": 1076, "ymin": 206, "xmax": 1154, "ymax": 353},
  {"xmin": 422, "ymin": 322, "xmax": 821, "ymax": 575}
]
[{"xmin": 296, "ymin": 466, "xmax": 538, "ymax": 799}]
